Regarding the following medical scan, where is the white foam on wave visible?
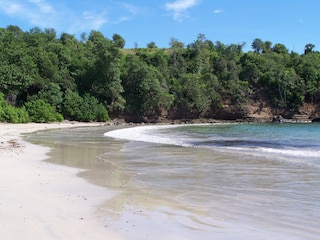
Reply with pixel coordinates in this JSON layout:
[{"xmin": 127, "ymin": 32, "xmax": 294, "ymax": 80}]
[
  {"xmin": 259, "ymin": 147, "xmax": 320, "ymax": 158},
  {"xmin": 227, "ymin": 145, "xmax": 320, "ymax": 159},
  {"xmin": 224, "ymin": 146, "xmax": 320, "ymax": 168},
  {"xmin": 104, "ymin": 125, "xmax": 190, "ymax": 147}
]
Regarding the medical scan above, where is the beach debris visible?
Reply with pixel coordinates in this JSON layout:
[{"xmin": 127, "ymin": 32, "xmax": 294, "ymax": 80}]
[{"xmin": 8, "ymin": 139, "xmax": 23, "ymax": 148}]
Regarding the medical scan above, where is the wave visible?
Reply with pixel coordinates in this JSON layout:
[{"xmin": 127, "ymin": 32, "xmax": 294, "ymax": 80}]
[
  {"xmin": 225, "ymin": 145, "xmax": 320, "ymax": 160},
  {"xmin": 104, "ymin": 124, "xmax": 320, "ymax": 163},
  {"xmin": 104, "ymin": 125, "xmax": 190, "ymax": 146}
]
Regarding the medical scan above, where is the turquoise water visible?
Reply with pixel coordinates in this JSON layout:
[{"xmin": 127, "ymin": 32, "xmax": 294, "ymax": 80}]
[
  {"xmin": 27, "ymin": 123, "xmax": 320, "ymax": 239},
  {"xmin": 162, "ymin": 123, "xmax": 320, "ymax": 163}
]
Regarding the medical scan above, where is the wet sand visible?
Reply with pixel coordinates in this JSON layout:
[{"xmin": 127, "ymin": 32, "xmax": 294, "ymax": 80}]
[
  {"xmin": 0, "ymin": 122, "xmax": 125, "ymax": 240},
  {"xmin": 24, "ymin": 124, "xmax": 224, "ymax": 240}
]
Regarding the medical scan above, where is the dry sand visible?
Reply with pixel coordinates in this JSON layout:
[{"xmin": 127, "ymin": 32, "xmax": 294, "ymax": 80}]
[{"xmin": 0, "ymin": 122, "xmax": 125, "ymax": 240}]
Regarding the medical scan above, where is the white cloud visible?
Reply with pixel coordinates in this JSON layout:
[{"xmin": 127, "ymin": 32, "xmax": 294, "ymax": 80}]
[
  {"xmin": 111, "ymin": 16, "xmax": 130, "ymax": 24},
  {"xmin": 82, "ymin": 11, "xmax": 108, "ymax": 30},
  {"xmin": 0, "ymin": 1, "xmax": 23, "ymax": 16},
  {"xmin": 29, "ymin": 0, "xmax": 54, "ymax": 14},
  {"xmin": 110, "ymin": 2, "xmax": 141, "ymax": 24},
  {"xmin": 0, "ymin": 0, "xmax": 56, "ymax": 28},
  {"xmin": 0, "ymin": 0, "xmax": 108, "ymax": 32},
  {"xmin": 213, "ymin": 9, "xmax": 224, "ymax": 14},
  {"xmin": 0, "ymin": 0, "xmax": 140, "ymax": 34},
  {"xmin": 119, "ymin": 2, "xmax": 139, "ymax": 16},
  {"xmin": 165, "ymin": 0, "xmax": 200, "ymax": 21}
]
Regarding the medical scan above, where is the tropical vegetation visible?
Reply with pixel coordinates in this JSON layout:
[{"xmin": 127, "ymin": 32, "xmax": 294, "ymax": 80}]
[{"xmin": 1, "ymin": 25, "xmax": 319, "ymax": 123}]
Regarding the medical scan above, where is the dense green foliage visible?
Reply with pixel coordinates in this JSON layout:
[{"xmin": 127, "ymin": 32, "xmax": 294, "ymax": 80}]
[
  {"xmin": 1, "ymin": 26, "xmax": 320, "ymax": 122},
  {"xmin": 0, "ymin": 93, "xmax": 29, "ymax": 123},
  {"xmin": 24, "ymin": 99, "xmax": 63, "ymax": 123}
]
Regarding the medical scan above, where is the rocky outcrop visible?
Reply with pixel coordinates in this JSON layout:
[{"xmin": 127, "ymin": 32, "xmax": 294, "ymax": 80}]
[
  {"xmin": 243, "ymin": 101, "xmax": 319, "ymax": 123},
  {"xmin": 116, "ymin": 101, "xmax": 320, "ymax": 124}
]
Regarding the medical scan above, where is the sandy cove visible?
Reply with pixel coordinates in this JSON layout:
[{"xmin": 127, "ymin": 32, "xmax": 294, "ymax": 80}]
[{"xmin": 0, "ymin": 122, "xmax": 125, "ymax": 240}]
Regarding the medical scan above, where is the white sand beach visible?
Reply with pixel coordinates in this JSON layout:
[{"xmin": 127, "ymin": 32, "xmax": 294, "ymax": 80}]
[{"xmin": 0, "ymin": 122, "xmax": 125, "ymax": 240}]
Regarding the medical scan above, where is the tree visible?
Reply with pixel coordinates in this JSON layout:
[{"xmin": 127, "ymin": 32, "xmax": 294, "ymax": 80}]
[
  {"xmin": 60, "ymin": 32, "xmax": 76, "ymax": 45},
  {"xmin": 187, "ymin": 33, "xmax": 214, "ymax": 75},
  {"xmin": 44, "ymin": 28, "xmax": 57, "ymax": 41},
  {"xmin": 0, "ymin": 31, "xmax": 38, "ymax": 102},
  {"xmin": 81, "ymin": 30, "xmax": 125, "ymax": 112},
  {"xmin": 80, "ymin": 32, "xmax": 87, "ymax": 43},
  {"xmin": 251, "ymin": 38, "xmax": 264, "ymax": 54},
  {"xmin": 112, "ymin": 33, "xmax": 126, "ymax": 48},
  {"xmin": 239, "ymin": 52, "xmax": 263, "ymax": 86},
  {"xmin": 147, "ymin": 41, "xmax": 157, "ymax": 48},
  {"xmin": 6, "ymin": 25, "xmax": 24, "ymax": 39},
  {"xmin": 272, "ymin": 43, "xmax": 288, "ymax": 54},
  {"xmin": 304, "ymin": 43, "xmax": 315, "ymax": 55},
  {"xmin": 263, "ymin": 41, "xmax": 272, "ymax": 53},
  {"xmin": 62, "ymin": 89, "xmax": 83, "ymax": 120},
  {"xmin": 33, "ymin": 82, "xmax": 63, "ymax": 112},
  {"xmin": 122, "ymin": 55, "xmax": 173, "ymax": 116},
  {"xmin": 169, "ymin": 37, "xmax": 184, "ymax": 68},
  {"xmin": 175, "ymin": 73, "xmax": 211, "ymax": 117},
  {"xmin": 296, "ymin": 52, "xmax": 320, "ymax": 102}
]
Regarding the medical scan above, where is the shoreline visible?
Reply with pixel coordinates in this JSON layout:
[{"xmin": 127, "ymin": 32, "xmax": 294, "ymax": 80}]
[
  {"xmin": 2, "ymin": 121, "xmax": 318, "ymax": 239},
  {"xmin": 0, "ymin": 122, "xmax": 125, "ymax": 240}
]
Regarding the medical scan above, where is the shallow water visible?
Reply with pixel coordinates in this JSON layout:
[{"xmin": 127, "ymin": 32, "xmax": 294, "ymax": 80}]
[{"xmin": 27, "ymin": 123, "xmax": 320, "ymax": 239}]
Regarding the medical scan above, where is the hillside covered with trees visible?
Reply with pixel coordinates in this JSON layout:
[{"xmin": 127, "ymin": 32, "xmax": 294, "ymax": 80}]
[{"xmin": 1, "ymin": 25, "xmax": 320, "ymax": 123}]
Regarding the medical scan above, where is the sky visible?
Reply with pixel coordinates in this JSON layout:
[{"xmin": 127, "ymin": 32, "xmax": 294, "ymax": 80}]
[{"xmin": 0, "ymin": 0, "xmax": 319, "ymax": 53}]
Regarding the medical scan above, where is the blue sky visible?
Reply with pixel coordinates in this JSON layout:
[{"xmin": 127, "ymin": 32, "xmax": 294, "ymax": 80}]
[{"xmin": 0, "ymin": 0, "xmax": 319, "ymax": 53}]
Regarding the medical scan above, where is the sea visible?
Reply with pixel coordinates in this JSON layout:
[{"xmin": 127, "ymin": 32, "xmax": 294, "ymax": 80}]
[{"xmin": 27, "ymin": 123, "xmax": 320, "ymax": 240}]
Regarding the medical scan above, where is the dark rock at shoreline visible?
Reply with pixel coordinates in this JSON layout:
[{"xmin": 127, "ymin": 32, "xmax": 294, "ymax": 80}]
[
  {"xmin": 312, "ymin": 118, "xmax": 320, "ymax": 123},
  {"xmin": 272, "ymin": 115, "xmax": 283, "ymax": 123}
]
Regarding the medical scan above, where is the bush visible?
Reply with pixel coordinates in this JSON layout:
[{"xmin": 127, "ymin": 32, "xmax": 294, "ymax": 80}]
[
  {"xmin": 37, "ymin": 82, "xmax": 64, "ymax": 112},
  {"xmin": 3, "ymin": 106, "xmax": 29, "ymax": 123},
  {"xmin": 81, "ymin": 94, "xmax": 109, "ymax": 122},
  {"xmin": 96, "ymin": 103, "xmax": 109, "ymax": 121},
  {"xmin": 24, "ymin": 99, "xmax": 63, "ymax": 123},
  {"xmin": 0, "ymin": 93, "xmax": 29, "ymax": 123},
  {"xmin": 62, "ymin": 90, "xmax": 83, "ymax": 120},
  {"xmin": 63, "ymin": 90, "xmax": 109, "ymax": 122}
]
